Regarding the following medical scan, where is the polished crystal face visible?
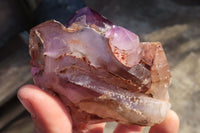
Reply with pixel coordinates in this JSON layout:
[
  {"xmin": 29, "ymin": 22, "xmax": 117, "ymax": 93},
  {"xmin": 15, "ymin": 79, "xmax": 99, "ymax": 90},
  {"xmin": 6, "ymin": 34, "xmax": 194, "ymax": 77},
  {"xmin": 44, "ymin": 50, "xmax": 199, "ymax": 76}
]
[{"xmin": 29, "ymin": 7, "xmax": 171, "ymax": 131}]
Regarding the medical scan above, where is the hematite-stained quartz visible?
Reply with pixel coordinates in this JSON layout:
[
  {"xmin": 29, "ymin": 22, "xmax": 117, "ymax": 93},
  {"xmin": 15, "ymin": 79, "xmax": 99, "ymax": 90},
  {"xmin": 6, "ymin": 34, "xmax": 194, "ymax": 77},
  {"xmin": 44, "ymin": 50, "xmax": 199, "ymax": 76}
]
[{"xmin": 29, "ymin": 7, "xmax": 171, "ymax": 132}]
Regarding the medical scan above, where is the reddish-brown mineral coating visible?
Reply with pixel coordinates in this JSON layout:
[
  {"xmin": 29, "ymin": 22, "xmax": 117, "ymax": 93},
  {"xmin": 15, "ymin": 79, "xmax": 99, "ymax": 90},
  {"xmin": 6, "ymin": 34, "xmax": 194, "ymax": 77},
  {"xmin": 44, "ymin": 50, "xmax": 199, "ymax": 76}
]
[{"xmin": 29, "ymin": 7, "xmax": 171, "ymax": 132}]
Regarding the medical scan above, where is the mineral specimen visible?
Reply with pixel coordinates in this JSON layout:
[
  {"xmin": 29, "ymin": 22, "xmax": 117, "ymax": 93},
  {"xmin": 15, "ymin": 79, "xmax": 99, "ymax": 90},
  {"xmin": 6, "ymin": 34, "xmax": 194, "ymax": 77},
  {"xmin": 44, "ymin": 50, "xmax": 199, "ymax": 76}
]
[{"xmin": 29, "ymin": 7, "xmax": 171, "ymax": 132}]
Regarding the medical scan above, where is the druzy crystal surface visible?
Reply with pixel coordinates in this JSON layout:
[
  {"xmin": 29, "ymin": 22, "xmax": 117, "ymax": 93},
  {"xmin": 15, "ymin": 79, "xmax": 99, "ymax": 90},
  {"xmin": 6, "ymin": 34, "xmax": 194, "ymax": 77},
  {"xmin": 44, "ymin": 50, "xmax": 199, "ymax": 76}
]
[{"xmin": 29, "ymin": 7, "xmax": 171, "ymax": 132}]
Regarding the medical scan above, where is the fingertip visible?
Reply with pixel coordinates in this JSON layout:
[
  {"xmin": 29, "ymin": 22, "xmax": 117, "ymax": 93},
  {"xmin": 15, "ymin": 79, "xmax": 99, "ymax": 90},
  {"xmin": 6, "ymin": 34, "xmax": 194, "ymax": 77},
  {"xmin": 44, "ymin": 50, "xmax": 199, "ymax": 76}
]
[
  {"xmin": 114, "ymin": 124, "xmax": 143, "ymax": 133},
  {"xmin": 168, "ymin": 110, "xmax": 180, "ymax": 128},
  {"xmin": 149, "ymin": 110, "xmax": 179, "ymax": 133},
  {"xmin": 84, "ymin": 123, "xmax": 106, "ymax": 133},
  {"xmin": 17, "ymin": 85, "xmax": 40, "ymax": 117},
  {"xmin": 18, "ymin": 84, "xmax": 72, "ymax": 133},
  {"xmin": 169, "ymin": 110, "xmax": 180, "ymax": 123},
  {"xmin": 17, "ymin": 84, "xmax": 40, "ymax": 100}
]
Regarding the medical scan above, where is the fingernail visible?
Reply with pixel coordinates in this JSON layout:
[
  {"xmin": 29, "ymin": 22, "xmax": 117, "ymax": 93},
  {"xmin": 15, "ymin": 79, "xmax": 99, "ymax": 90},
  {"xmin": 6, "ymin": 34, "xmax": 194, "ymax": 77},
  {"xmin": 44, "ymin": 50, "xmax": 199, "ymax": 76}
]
[{"xmin": 18, "ymin": 97, "xmax": 36, "ymax": 119}]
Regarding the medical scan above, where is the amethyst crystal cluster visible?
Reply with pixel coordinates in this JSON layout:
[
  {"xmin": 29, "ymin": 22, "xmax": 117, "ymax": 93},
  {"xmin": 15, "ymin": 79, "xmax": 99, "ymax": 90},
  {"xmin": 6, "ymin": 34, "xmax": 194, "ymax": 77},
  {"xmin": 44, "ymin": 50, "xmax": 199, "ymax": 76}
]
[{"xmin": 29, "ymin": 7, "xmax": 171, "ymax": 131}]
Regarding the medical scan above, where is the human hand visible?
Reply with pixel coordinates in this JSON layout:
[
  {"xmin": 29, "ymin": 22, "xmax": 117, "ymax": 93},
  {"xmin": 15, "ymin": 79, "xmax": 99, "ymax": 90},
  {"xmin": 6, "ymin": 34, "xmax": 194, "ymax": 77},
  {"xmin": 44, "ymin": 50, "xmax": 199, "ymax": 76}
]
[{"xmin": 18, "ymin": 85, "xmax": 179, "ymax": 133}]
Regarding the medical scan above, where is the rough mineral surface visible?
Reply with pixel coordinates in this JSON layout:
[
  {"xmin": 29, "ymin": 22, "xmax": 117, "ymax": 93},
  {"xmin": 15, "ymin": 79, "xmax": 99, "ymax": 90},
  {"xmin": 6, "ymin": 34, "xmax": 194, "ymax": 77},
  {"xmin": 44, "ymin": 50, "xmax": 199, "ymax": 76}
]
[{"xmin": 29, "ymin": 7, "xmax": 171, "ymax": 132}]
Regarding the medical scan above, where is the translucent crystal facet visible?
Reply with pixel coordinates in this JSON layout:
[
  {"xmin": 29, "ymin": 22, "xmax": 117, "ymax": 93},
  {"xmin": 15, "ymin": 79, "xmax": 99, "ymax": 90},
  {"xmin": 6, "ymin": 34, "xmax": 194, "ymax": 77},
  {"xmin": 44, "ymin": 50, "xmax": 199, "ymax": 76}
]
[{"xmin": 106, "ymin": 26, "xmax": 141, "ymax": 67}]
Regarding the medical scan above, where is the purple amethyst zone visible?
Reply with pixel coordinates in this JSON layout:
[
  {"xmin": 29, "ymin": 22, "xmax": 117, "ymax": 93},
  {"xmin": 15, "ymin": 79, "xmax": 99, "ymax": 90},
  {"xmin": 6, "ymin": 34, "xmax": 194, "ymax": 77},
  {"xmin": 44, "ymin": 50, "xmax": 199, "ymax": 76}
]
[{"xmin": 66, "ymin": 7, "xmax": 113, "ymax": 28}]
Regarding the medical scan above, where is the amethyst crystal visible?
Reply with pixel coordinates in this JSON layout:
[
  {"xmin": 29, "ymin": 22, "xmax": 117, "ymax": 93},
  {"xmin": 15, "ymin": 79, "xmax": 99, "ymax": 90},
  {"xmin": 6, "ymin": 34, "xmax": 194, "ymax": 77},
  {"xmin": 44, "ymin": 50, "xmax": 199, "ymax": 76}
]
[
  {"xmin": 29, "ymin": 7, "xmax": 171, "ymax": 132},
  {"xmin": 66, "ymin": 7, "xmax": 112, "ymax": 28},
  {"xmin": 106, "ymin": 26, "xmax": 141, "ymax": 67}
]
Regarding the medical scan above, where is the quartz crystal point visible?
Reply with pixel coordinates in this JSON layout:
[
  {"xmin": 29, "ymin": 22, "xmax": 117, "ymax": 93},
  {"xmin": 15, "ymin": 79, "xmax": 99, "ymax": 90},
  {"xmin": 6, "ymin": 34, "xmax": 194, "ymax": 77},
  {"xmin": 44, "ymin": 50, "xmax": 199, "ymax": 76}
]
[
  {"xmin": 29, "ymin": 7, "xmax": 171, "ymax": 132},
  {"xmin": 105, "ymin": 26, "xmax": 141, "ymax": 67}
]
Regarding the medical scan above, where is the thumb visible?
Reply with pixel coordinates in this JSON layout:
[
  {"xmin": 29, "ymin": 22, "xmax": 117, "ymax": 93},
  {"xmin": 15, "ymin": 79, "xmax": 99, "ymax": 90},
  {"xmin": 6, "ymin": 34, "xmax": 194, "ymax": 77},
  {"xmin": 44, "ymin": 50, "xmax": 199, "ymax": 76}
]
[{"xmin": 18, "ymin": 85, "xmax": 72, "ymax": 133}]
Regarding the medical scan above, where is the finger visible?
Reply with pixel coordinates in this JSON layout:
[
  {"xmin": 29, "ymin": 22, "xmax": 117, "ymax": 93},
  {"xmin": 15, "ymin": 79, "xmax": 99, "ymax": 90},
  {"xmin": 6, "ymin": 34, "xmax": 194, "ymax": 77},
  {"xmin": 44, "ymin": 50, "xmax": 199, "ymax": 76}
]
[
  {"xmin": 114, "ymin": 124, "xmax": 143, "ymax": 133},
  {"xmin": 18, "ymin": 85, "xmax": 72, "ymax": 133},
  {"xmin": 149, "ymin": 110, "xmax": 179, "ymax": 133},
  {"xmin": 82, "ymin": 123, "xmax": 106, "ymax": 133}
]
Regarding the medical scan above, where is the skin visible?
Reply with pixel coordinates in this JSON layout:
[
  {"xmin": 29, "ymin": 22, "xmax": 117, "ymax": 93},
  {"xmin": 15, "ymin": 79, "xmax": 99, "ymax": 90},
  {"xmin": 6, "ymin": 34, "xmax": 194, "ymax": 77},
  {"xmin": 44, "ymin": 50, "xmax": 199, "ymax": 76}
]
[{"xmin": 18, "ymin": 85, "xmax": 179, "ymax": 133}]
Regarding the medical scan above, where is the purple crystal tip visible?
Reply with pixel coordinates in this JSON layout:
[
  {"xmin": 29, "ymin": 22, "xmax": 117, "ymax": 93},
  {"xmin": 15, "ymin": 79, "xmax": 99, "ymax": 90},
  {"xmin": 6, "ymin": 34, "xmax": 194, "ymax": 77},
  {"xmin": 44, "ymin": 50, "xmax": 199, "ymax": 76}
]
[
  {"xmin": 106, "ymin": 26, "xmax": 141, "ymax": 67},
  {"xmin": 65, "ymin": 7, "xmax": 113, "ymax": 28}
]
